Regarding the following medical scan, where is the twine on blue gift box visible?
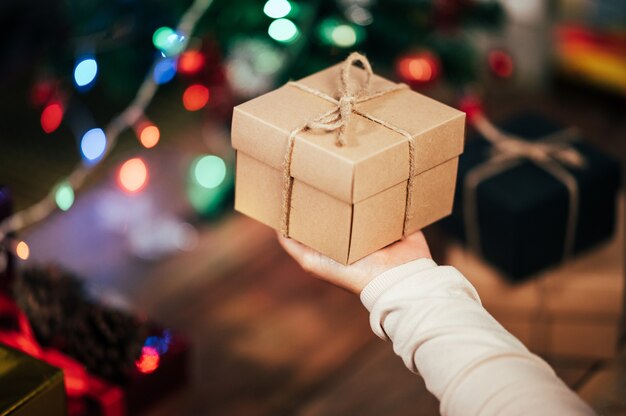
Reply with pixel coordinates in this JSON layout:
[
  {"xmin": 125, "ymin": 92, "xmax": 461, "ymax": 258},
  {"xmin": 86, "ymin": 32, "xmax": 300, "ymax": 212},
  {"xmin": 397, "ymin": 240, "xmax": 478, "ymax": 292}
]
[{"xmin": 463, "ymin": 115, "xmax": 586, "ymax": 262}]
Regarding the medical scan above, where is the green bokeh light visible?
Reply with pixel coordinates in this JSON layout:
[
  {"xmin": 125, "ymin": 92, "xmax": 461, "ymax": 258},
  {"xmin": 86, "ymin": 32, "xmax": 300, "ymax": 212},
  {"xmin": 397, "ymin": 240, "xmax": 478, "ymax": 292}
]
[
  {"xmin": 263, "ymin": 0, "xmax": 291, "ymax": 19},
  {"xmin": 187, "ymin": 156, "xmax": 233, "ymax": 217},
  {"xmin": 318, "ymin": 18, "xmax": 364, "ymax": 48},
  {"xmin": 268, "ymin": 19, "xmax": 299, "ymax": 43},
  {"xmin": 193, "ymin": 155, "xmax": 227, "ymax": 189},
  {"xmin": 331, "ymin": 25, "xmax": 357, "ymax": 47},
  {"xmin": 152, "ymin": 27, "xmax": 175, "ymax": 50},
  {"xmin": 54, "ymin": 181, "xmax": 74, "ymax": 211}
]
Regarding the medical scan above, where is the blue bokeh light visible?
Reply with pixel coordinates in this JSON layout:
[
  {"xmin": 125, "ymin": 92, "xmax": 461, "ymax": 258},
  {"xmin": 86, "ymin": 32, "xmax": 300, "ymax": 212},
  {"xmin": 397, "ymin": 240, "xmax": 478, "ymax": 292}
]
[
  {"xmin": 153, "ymin": 58, "xmax": 177, "ymax": 84},
  {"xmin": 74, "ymin": 58, "xmax": 98, "ymax": 87},
  {"xmin": 80, "ymin": 128, "xmax": 107, "ymax": 163}
]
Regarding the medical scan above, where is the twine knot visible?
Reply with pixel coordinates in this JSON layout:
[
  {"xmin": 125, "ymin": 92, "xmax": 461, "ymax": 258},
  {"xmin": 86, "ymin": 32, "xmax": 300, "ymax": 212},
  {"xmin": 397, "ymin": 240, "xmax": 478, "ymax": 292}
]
[
  {"xmin": 475, "ymin": 115, "xmax": 586, "ymax": 169},
  {"xmin": 281, "ymin": 53, "xmax": 414, "ymax": 238},
  {"xmin": 305, "ymin": 52, "xmax": 373, "ymax": 147}
]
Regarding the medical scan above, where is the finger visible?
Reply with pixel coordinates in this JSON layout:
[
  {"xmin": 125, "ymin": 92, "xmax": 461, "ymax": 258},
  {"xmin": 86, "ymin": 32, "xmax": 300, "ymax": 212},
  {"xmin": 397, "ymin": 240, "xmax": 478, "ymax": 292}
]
[
  {"xmin": 277, "ymin": 234, "xmax": 313, "ymax": 264},
  {"xmin": 404, "ymin": 230, "xmax": 425, "ymax": 242},
  {"xmin": 277, "ymin": 234, "xmax": 343, "ymax": 280}
]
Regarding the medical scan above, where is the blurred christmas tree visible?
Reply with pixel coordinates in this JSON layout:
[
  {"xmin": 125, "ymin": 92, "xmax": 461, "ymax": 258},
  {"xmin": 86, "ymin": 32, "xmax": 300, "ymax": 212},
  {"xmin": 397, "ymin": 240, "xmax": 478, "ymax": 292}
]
[{"xmin": 0, "ymin": 0, "xmax": 511, "ymax": 243}]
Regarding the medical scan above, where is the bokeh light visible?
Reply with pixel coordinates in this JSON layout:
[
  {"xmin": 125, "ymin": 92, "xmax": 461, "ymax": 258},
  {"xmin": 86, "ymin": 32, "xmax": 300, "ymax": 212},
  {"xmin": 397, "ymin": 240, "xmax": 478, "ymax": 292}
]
[
  {"xmin": 15, "ymin": 241, "xmax": 29, "ymax": 260},
  {"xmin": 80, "ymin": 128, "xmax": 107, "ymax": 163},
  {"xmin": 488, "ymin": 49, "xmax": 514, "ymax": 78},
  {"xmin": 182, "ymin": 84, "xmax": 210, "ymax": 111},
  {"xmin": 178, "ymin": 50, "xmax": 205, "ymax": 75},
  {"xmin": 30, "ymin": 80, "xmax": 56, "ymax": 107},
  {"xmin": 153, "ymin": 58, "xmax": 177, "ymax": 84},
  {"xmin": 152, "ymin": 27, "xmax": 175, "ymax": 50},
  {"xmin": 187, "ymin": 157, "xmax": 233, "ymax": 217},
  {"xmin": 41, "ymin": 103, "xmax": 63, "ymax": 133},
  {"xmin": 152, "ymin": 26, "xmax": 186, "ymax": 57},
  {"xmin": 396, "ymin": 52, "xmax": 440, "ymax": 83},
  {"xmin": 144, "ymin": 330, "xmax": 172, "ymax": 355},
  {"xmin": 192, "ymin": 155, "xmax": 226, "ymax": 189},
  {"xmin": 54, "ymin": 181, "xmax": 74, "ymax": 211},
  {"xmin": 318, "ymin": 18, "xmax": 364, "ymax": 48},
  {"xmin": 268, "ymin": 18, "xmax": 299, "ymax": 43},
  {"xmin": 331, "ymin": 25, "xmax": 357, "ymax": 48},
  {"xmin": 74, "ymin": 58, "xmax": 98, "ymax": 87},
  {"xmin": 118, "ymin": 158, "xmax": 148, "ymax": 193},
  {"xmin": 139, "ymin": 124, "xmax": 160, "ymax": 148},
  {"xmin": 135, "ymin": 346, "xmax": 160, "ymax": 374},
  {"xmin": 263, "ymin": 0, "xmax": 291, "ymax": 18}
]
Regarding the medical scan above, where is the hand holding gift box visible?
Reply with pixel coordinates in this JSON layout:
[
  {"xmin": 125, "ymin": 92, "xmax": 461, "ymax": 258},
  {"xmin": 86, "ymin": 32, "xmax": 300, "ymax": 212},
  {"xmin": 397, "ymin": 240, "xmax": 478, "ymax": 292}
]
[{"xmin": 232, "ymin": 53, "xmax": 465, "ymax": 264}]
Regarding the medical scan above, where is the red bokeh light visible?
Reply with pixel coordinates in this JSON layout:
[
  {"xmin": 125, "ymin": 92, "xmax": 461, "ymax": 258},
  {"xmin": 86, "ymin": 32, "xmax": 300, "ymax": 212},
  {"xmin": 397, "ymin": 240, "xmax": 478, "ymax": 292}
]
[
  {"xmin": 396, "ymin": 52, "xmax": 440, "ymax": 84},
  {"xmin": 30, "ymin": 81, "xmax": 56, "ymax": 107},
  {"xmin": 458, "ymin": 94, "xmax": 484, "ymax": 123},
  {"xmin": 182, "ymin": 84, "xmax": 210, "ymax": 111},
  {"xmin": 135, "ymin": 346, "xmax": 160, "ymax": 374},
  {"xmin": 178, "ymin": 51, "xmax": 205, "ymax": 75},
  {"xmin": 488, "ymin": 50, "xmax": 514, "ymax": 78},
  {"xmin": 41, "ymin": 103, "xmax": 64, "ymax": 133},
  {"xmin": 118, "ymin": 158, "xmax": 148, "ymax": 193}
]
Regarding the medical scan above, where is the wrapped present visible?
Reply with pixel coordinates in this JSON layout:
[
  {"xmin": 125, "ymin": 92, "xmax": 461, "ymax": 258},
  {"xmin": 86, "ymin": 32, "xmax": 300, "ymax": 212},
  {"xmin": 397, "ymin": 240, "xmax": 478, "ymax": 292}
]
[
  {"xmin": 0, "ymin": 344, "xmax": 66, "ymax": 416},
  {"xmin": 3, "ymin": 264, "xmax": 190, "ymax": 416},
  {"xmin": 0, "ymin": 293, "xmax": 125, "ymax": 416},
  {"xmin": 232, "ymin": 53, "xmax": 464, "ymax": 264},
  {"xmin": 444, "ymin": 195, "xmax": 624, "ymax": 359},
  {"xmin": 443, "ymin": 111, "xmax": 621, "ymax": 280}
]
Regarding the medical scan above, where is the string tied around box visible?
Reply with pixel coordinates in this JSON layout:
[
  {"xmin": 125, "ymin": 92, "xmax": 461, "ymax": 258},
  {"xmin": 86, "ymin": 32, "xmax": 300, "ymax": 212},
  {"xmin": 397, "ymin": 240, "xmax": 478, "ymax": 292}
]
[
  {"xmin": 280, "ymin": 52, "xmax": 418, "ymax": 238},
  {"xmin": 464, "ymin": 114, "xmax": 587, "ymax": 263}
]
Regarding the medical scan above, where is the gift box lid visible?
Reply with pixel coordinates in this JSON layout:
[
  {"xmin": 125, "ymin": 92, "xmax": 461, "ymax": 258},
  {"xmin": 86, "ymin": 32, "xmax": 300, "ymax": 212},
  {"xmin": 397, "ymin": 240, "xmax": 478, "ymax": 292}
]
[
  {"xmin": 0, "ymin": 345, "xmax": 66, "ymax": 416},
  {"xmin": 232, "ymin": 63, "xmax": 465, "ymax": 204}
]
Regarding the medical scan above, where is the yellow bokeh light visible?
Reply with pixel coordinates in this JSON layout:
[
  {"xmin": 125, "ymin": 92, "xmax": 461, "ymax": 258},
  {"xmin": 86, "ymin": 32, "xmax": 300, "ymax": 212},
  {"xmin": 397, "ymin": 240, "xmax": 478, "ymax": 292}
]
[
  {"xmin": 140, "ymin": 125, "xmax": 160, "ymax": 148},
  {"xmin": 118, "ymin": 158, "xmax": 149, "ymax": 193},
  {"xmin": 16, "ymin": 241, "xmax": 30, "ymax": 260}
]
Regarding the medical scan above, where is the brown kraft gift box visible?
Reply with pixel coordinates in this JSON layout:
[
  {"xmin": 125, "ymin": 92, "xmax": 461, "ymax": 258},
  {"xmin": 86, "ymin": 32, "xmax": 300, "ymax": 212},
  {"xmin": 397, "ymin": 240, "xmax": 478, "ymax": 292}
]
[{"xmin": 232, "ymin": 55, "xmax": 465, "ymax": 264}]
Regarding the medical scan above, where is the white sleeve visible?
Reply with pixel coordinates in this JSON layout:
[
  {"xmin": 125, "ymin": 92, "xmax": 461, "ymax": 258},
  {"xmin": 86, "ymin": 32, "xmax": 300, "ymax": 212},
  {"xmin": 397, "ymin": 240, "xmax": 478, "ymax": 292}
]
[{"xmin": 360, "ymin": 258, "xmax": 596, "ymax": 416}]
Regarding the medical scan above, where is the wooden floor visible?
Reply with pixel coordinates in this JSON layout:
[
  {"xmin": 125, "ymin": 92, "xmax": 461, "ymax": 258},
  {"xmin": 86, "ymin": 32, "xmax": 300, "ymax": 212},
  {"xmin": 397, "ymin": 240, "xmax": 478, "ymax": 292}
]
[{"xmin": 138, "ymin": 217, "xmax": 439, "ymax": 416}]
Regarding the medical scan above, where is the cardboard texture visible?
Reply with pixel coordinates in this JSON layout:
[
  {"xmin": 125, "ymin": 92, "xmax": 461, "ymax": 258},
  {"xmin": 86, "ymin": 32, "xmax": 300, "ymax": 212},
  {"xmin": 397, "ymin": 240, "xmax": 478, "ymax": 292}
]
[
  {"xmin": 232, "ymin": 62, "xmax": 465, "ymax": 263},
  {"xmin": 444, "ymin": 195, "xmax": 625, "ymax": 359}
]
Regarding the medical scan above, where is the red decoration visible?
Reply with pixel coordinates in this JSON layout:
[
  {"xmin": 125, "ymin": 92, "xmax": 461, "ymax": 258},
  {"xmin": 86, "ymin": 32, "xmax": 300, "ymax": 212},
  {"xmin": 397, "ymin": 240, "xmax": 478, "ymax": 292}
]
[
  {"xmin": 458, "ymin": 94, "xmax": 484, "ymax": 123},
  {"xmin": 0, "ymin": 295, "xmax": 126, "ymax": 416},
  {"xmin": 488, "ymin": 49, "xmax": 514, "ymax": 78},
  {"xmin": 396, "ymin": 52, "xmax": 440, "ymax": 85}
]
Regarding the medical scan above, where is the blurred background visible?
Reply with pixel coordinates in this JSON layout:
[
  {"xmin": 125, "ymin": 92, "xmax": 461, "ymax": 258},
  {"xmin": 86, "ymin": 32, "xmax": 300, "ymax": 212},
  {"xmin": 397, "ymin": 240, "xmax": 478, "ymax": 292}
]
[{"xmin": 0, "ymin": 0, "xmax": 624, "ymax": 415}]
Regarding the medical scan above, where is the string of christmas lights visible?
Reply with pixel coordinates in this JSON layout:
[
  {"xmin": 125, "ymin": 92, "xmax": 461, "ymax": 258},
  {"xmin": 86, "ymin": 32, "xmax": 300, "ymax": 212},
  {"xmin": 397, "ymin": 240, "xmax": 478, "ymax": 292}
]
[{"xmin": 0, "ymin": 0, "xmax": 216, "ymax": 255}]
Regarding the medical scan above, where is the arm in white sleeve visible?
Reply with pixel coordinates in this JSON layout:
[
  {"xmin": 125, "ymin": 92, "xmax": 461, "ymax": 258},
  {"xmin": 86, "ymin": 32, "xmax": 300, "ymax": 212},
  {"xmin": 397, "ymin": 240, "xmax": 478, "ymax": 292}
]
[{"xmin": 360, "ymin": 258, "xmax": 596, "ymax": 416}]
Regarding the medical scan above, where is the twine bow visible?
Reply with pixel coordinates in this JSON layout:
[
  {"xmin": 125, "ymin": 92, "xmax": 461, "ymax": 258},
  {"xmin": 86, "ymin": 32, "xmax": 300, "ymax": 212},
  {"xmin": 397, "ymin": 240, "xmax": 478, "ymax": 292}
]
[
  {"xmin": 476, "ymin": 115, "xmax": 585, "ymax": 168},
  {"xmin": 464, "ymin": 115, "xmax": 586, "ymax": 264},
  {"xmin": 305, "ymin": 53, "xmax": 374, "ymax": 146},
  {"xmin": 280, "ymin": 53, "xmax": 414, "ymax": 238}
]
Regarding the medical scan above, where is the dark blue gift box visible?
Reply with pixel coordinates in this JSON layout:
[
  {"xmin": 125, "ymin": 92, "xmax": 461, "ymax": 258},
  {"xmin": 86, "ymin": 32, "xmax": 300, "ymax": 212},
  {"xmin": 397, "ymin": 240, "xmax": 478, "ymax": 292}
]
[{"xmin": 443, "ymin": 112, "xmax": 621, "ymax": 281}]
